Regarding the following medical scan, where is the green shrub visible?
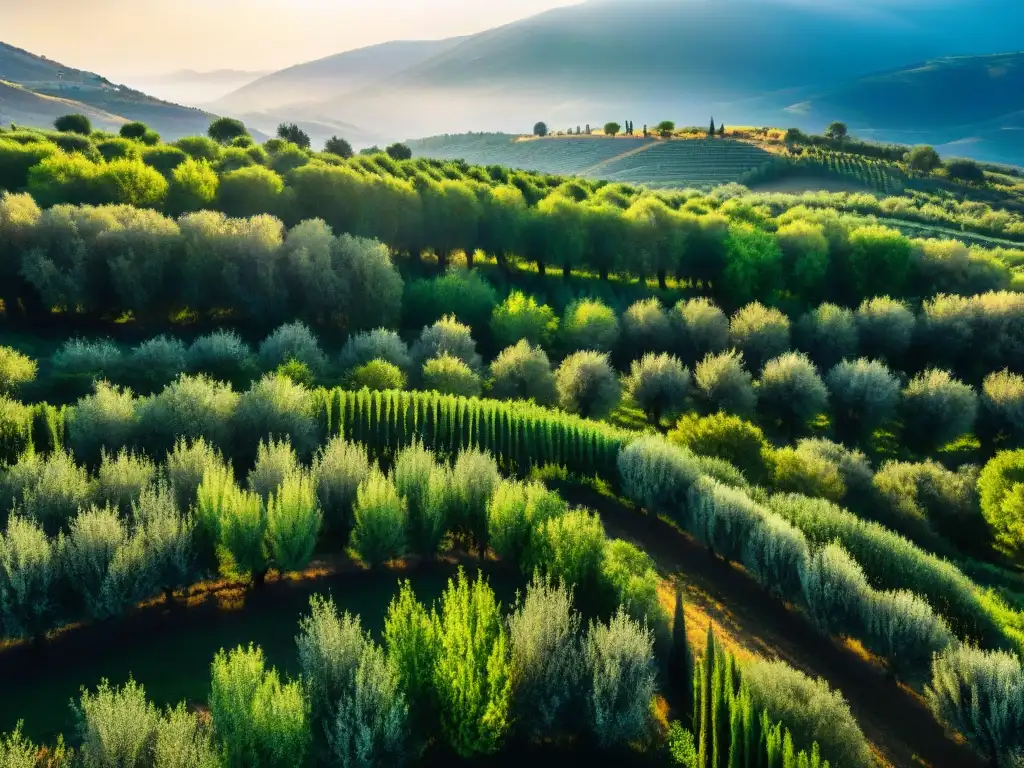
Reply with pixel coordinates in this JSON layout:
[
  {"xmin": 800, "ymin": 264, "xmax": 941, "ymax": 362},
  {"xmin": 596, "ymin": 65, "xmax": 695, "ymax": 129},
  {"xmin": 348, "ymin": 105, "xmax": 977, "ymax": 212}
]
[
  {"xmin": 0, "ymin": 722, "xmax": 43, "ymax": 767},
  {"xmin": 383, "ymin": 582, "xmax": 438, "ymax": 733},
  {"xmin": 744, "ymin": 659, "xmax": 872, "ymax": 768},
  {"xmin": 67, "ymin": 382, "xmax": 138, "ymax": 468},
  {"xmin": 186, "ymin": 330, "xmax": 256, "ymax": 387},
  {"xmin": 600, "ymin": 540, "xmax": 666, "ymax": 642},
  {"xmin": 901, "ymin": 369, "xmax": 978, "ymax": 454},
  {"xmin": 670, "ymin": 298, "xmax": 729, "ymax": 365},
  {"xmin": 622, "ymin": 298, "xmax": 672, "ymax": 356},
  {"xmin": 855, "ymin": 297, "xmax": 915, "ymax": 368},
  {"xmin": 232, "ymin": 374, "xmax": 317, "ymax": 460},
  {"xmin": 0, "ymin": 515, "xmax": 58, "ymax": 640},
  {"xmin": 75, "ymin": 678, "xmax": 159, "ymax": 768},
  {"xmin": 327, "ymin": 641, "xmax": 409, "ymax": 768},
  {"xmin": 491, "ymin": 291, "xmax": 558, "ymax": 348},
  {"xmin": 507, "ymin": 575, "xmax": 584, "ymax": 739},
  {"xmin": 137, "ymin": 374, "xmax": 238, "ymax": 457},
  {"xmin": 266, "ymin": 471, "xmax": 321, "ymax": 574},
  {"xmin": 800, "ymin": 543, "xmax": 869, "ymax": 638},
  {"xmin": 487, "ymin": 479, "xmax": 563, "ymax": 566},
  {"xmin": 134, "ymin": 482, "xmax": 194, "ymax": 598},
  {"xmin": 979, "ymin": 370, "xmax": 1024, "ymax": 450},
  {"xmin": 141, "ymin": 145, "xmax": 188, "ymax": 176},
  {"xmin": 421, "ymin": 354, "xmax": 482, "ymax": 398},
  {"xmin": 925, "ymin": 645, "xmax": 1024, "ymax": 767},
  {"xmin": 450, "ymin": 449, "xmax": 500, "ymax": 553},
  {"xmin": 770, "ymin": 447, "xmax": 845, "ymax": 503},
  {"xmin": 693, "ymin": 351, "xmax": 756, "ymax": 418},
  {"xmin": 167, "ymin": 157, "xmax": 218, "ymax": 214},
  {"xmin": 247, "ymin": 438, "xmax": 299, "ymax": 501},
  {"xmin": 583, "ymin": 609, "xmax": 656, "ymax": 748},
  {"xmin": 411, "ymin": 315, "xmax": 483, "ymax": 373},
  {"xmin": 825, "ymin": 359, "xmax": 901, "ymax": 442},
  {"xmin": 95, "ymin": 448, "xmax": 156, "ymax": 514},
  {"xmin": 218, "ymin": 486, "xmax": 269, "ymax": 582},
  {"xmin": 669, "ymin": 412, "xmax": 770, "ymax": 482},
  {"xmin": 864, "ymin": 589, "xmax": 953, "ymax": 682},
  {"xmin": 488, "ymin": 341, "xmax": 558, "ymax": 406},
  {"xmin": 165, "ymin": 437, "xmax": 225, "ymax": 517},
  {"xmin": 794, "ymin": 438, "xmax": 874, "ymax": 511},
  {"xmin": 873, "ymin": 460, "xmax": 983, "ymax": 547},
  {"xmin": 693, "ymin": 454, "xmax": 748, "ymax": 489},
  {"xmin": 351, "ymin": 468, "xmax": 407, "ymax": 567},
  {"xmin": 624, "ymin": 353, "xmax": 691, "ymax": 424},
  {"xmin": 527, "ymin": 510, "xmax": 607, "ymax": 596},
  {"xmin": 347, "ymin": 359, "xmax": 407, "ymax": 392},
  {"xmin": 795, "ymin": 304, "xmax": 859, "ymax": 373},
  {"xmin": 687, "ymin": 476, "xmax": 766, "ymax": 563},
  {"xmin": 979, "ymin": 450, "xmax": 1024, "ymax": 556},
  {"xmin": 258, "ymin": 322, "xmax": 327, "ymax": 375},
  {"xmin": 7, "ymin": 450, "xmax": 94, "ymax": 533},
  {"xmin": 210, "ymin": 644, "xmax": 309, "ymax": 768},
  {"xmin": 555, "ymin": 351, "xmax": 621, "ymax": 419},
  {"xmin": 561, "ymin": 298, "xmax": 620, "ymax": 353},
  {"xmin": 60, "ymin": 504, "xmax": 153, "ymax": 620},
  {"xmin": 153, "ymin": 704, "xmax": 218, "ymax": 768},
  {"xmin": 404, "ymin": 268, "xmax": 498, "ymax": 330},
  {"xmin": 770, "ymin": 493, "xmax": 1001, "ymax": 645},
  {"xmin": 0, "ymin": 396, "xmax": 32, "ymax": 467},
  {"xmin": 741, "ymin": 510, "xmax": 809, "ymax": 602},
  {"xmin": 216, "ymin": 165, "xmax": 284, "ymax": 217},
  {"xmin": 339, "ymin": 329, "xmax": 411, "ymax": 374},
  {"xmin": 296, "ymin": 594, "xmax": 367, "ymax": 723},
  {"xmin": 51, "ymin": 339, "xmax": 123, "ymax": 400},
  {"xmin": 392, "ymin": 443, "xmax": 449, "ymax": 558},
  {"xmin": 0, "ymin": 347, "xmax": 36, "ymax": 396},
  {"xmin": 311, "ymin": 436, "xmax": 371, "ymax": 541},
  {"xmin": 432, "ymin": 570, "xmax": 513, "ymax": 757},
  {"xmin": 618, "ymin": 435, "xmax": 701, "ymax": 520},
  {"xmin": 97, "ymin": 137, "xmax": 140, "ymax": 162},
  {"xmin": 757, "ymin": 352, "xmax": 828, "ymax": 437},
  {"xmin": 729, "ymin": 302, "xmax": 791, "ymax": 372}
]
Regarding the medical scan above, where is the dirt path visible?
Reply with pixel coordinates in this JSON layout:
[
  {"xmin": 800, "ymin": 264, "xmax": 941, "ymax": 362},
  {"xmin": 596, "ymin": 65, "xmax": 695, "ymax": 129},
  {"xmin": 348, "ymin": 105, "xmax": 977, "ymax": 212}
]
[
  {"xmin": 576, "ymin": 140, "xmax": 659, "ymax": 177},
  {"xmin": 560, "ymin": 484, "xmax": 983, "ymax": 768}
]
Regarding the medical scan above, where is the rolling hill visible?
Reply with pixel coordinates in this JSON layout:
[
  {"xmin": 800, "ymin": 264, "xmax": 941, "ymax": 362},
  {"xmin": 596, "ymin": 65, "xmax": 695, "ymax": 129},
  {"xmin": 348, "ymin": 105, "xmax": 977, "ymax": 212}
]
[
  {"xmin": 242, "ymin": 0, "xmax": 1024, "ymax": 153},
  {"xmin": 212, "ymin": 38, "xmax": 467, "ymax": 115},
  {"xmin": 0, "ymin": 80, "xmax": 128, "ymax": 132},
  {"xmin": 776, "ymin": 52, "xmax": 1024, "ymax": 165},
  {"xmin": 0, "ymin": 41, "xmax": 219, "ymax": 139}
]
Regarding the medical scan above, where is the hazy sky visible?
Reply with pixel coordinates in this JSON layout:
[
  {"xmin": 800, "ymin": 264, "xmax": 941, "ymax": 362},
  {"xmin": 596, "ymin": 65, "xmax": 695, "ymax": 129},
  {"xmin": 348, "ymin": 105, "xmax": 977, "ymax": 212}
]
[{"xmin": 3, "ymin": 0, "xmax": 583, "ymax": 79}]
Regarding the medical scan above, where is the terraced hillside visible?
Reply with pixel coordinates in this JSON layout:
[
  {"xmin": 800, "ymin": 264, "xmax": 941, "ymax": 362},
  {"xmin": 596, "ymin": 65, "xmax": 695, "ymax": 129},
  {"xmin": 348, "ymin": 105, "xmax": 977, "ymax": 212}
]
[
  {"xmin": 408, "ymin": 133, "xmax": 655, "ymax": 176},
  {"xmin": 409, "ymin": 133, "xmax": 775, "ymax": 188},
  {"xmin": 593, "ymin": 138, "xmax": 774, "ymax": 188}
]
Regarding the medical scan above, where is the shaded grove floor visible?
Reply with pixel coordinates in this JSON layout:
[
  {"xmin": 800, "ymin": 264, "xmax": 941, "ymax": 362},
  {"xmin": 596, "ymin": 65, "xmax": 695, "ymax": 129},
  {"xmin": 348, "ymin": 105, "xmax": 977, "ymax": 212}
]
[{"xmin": 558, "ymin": 483, "xmax": 984, "ymax": 768}]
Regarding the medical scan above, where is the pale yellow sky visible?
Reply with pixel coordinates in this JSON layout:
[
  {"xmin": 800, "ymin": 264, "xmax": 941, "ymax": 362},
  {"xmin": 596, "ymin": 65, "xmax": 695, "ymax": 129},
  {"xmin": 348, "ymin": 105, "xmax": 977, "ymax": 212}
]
[{"xmin": 2, "ymin": 0, "xmax": 583, "ymax": 79}]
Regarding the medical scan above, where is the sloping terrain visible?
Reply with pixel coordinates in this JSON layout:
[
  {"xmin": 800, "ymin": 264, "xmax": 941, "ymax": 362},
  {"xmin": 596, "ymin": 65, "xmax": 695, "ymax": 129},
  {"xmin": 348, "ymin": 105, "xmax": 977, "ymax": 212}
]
[
  {"xmin": 780, "ymin": 52, "xmax": 1024, "ymax": 165},
  {"xmin": 0, "ymin": 41, "xmax": 217, "ymax": 139},
  {"xmin": 275, "ymin": 0, "xmax": 1024, "ymax": 144},
  {"xmin": 0, "ymin": 80, "xmax": 127, "ymax": 132},
  {"xmin": 212, "ymin": 38, "xmax": 467, "ymax": 114},
  {"xmin": 407, "ymin": 134, "xmax": 773, "ymax": 188}
]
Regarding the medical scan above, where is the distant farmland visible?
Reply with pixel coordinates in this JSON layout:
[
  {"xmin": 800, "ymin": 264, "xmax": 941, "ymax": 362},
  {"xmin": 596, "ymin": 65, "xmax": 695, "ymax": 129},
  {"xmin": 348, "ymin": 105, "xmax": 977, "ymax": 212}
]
[{"xmin": 406, "ymin": 133, "xmax": 778, "ymax": 188}]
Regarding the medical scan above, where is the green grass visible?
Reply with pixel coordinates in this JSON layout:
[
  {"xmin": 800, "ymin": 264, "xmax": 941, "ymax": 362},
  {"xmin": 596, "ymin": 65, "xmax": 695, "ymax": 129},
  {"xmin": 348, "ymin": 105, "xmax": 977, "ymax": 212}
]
[{"xmin": 0, "ymin": 564, "xmax": 519, "ymax": 744}]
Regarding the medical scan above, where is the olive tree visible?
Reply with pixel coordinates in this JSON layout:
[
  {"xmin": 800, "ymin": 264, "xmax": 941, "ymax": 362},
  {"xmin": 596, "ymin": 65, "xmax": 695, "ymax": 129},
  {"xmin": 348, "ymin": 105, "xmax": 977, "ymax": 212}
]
[
  {"xmin": 825, "ymin": 359, "xmax": 901, "ymax": 444},
  {"xmin": 670, "ymin": 298, "xmax": 729, "ymax": 365},
  {"xmin": 901, "ymin": 370, "xmax": 978, "ymax": 454},
  {"xmin": 622, "ymin": 298, "xmax": 672, "ymax": 357},
  {"xmin": 624, "ymin": 353, "xmax": 691, "ymax": 424},
  {"xmin": 855, "ymin": 297, "xmax": 915, "ymax": 368},
  {"xmin": 351, "ymin": 469, "xmax": 407, "ymax": 568},
  {"xmin": 729, "ymin": 302, "xmax": 791, "ymax": 373},
  {"xmin": 756, "ymin": 352, "xmax": 828, "ymax": 438},
  {"xmin": 561, "ymin": 299, "xmax": 620, "ymax": 353},
  {"xmin": 794, "ymin": 303, "xmax": 858, "ymax": 372},
  {"xmin": 488, "ymin": 341, "xmax": 558, "ymax": 406},
  {"xmin": 555, "ymin": 351, "xmax": 622, "ymax": 419},
  {"xmin": 693, "ymin": 351, "xmax": 756, "ymax": 418}
]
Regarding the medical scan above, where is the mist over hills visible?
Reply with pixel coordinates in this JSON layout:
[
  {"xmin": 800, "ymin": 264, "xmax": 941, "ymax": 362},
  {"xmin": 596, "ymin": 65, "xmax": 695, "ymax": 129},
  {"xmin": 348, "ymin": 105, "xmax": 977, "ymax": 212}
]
[{"xmin": 2, "ymin": 0, "xmax": 1022, "ymax": 162}]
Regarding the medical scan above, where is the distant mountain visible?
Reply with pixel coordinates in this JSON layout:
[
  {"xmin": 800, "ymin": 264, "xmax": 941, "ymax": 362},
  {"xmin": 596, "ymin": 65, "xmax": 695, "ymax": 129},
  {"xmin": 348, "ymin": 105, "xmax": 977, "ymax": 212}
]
[
  {"xmin": 0, "ymin": 41, "xmax": 219, "ymax": 139},
  {"xmin": 212, "ymin": 38, "xmax": 467, "ymax": 114},
  {"xmin": 293, "ymin": 0, "xmax": 1024, "ymax": 143},
  {"xmin": 776, "ymin": 52, "xmax": 1024, "ymax": 164}
]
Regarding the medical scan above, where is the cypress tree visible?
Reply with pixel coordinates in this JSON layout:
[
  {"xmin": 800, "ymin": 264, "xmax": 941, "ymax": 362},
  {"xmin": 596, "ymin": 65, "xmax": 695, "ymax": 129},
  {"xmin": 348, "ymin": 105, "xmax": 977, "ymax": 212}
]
[
  {"xmin": 718, "ymin": 654, "xmax": 734, "ymax": 768},
  {"xmin": 694, "ymin": 657, "xmax": 706, "ymax": 763},
  {"xmin": 710, "ymin": 118, "xmax": 716, "ymax": 138},
  {"xmin": 698, "ymin": 625, "xmax": 715, "ymax": 768},
  {"xmin": 671, "ymin": 587, "xmax": 693, "ymax": 721},
  {"xmin": 729, "ymin": 694, "xmax": 744, "ymax": 768},
  {"xmin": 782, "ymin": 731, "xmax": 795, "ymax": 768}
]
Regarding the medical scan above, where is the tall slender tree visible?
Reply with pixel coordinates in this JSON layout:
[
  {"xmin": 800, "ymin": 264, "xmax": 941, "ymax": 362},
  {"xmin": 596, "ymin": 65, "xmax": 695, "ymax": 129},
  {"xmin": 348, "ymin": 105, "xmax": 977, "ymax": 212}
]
[
  {"xmin": 671, "ymin": 587, "xmax": 693, "ymax": 722},
  {"xmin": 710, "ymin": 118, "xmax": 717, "ymax": 138}
]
